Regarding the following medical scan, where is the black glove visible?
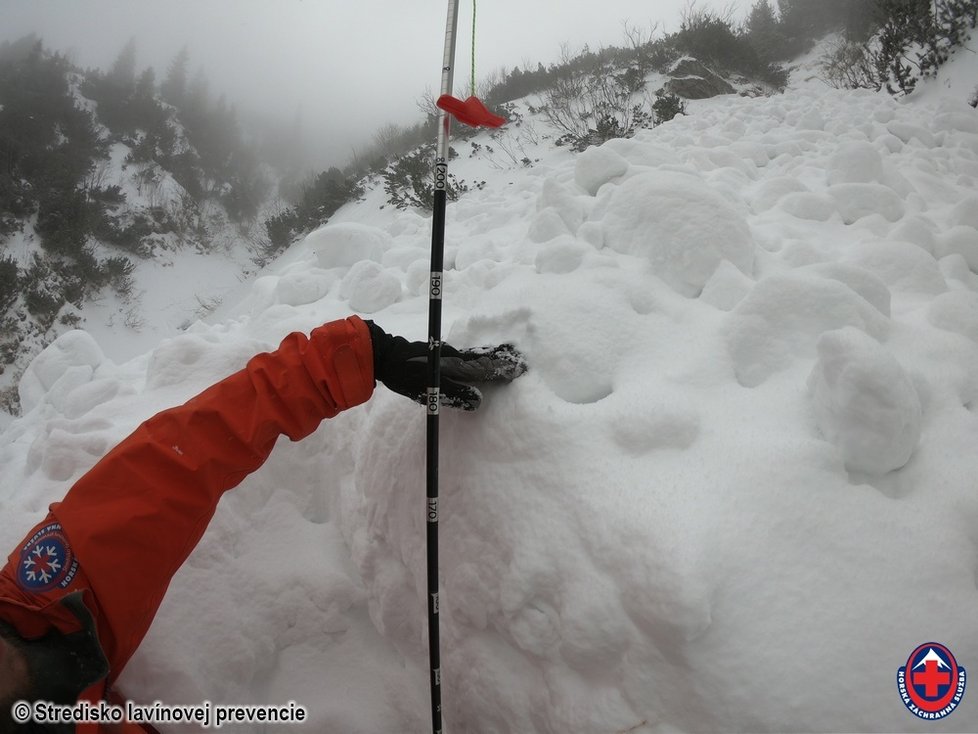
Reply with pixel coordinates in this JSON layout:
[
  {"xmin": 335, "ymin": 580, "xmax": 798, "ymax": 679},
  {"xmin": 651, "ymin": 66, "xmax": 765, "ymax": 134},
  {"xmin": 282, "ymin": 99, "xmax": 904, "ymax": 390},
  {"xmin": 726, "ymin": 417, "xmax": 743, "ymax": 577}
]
[{"xmin": 366, "ymin": 321, "xmax": 527, "ymax": 410}]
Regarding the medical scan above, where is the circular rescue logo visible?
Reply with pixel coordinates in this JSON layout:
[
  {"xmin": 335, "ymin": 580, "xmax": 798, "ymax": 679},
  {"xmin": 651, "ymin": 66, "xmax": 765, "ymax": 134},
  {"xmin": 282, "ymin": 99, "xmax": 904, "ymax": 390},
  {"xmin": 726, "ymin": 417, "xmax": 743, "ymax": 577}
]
[
  {"xmin": 897, "ymin": 642, "xmax": 967, "ymax": 720},
  {"xmin": 16, "ymin": 523, "xmax": 79, "ymax": 593}
]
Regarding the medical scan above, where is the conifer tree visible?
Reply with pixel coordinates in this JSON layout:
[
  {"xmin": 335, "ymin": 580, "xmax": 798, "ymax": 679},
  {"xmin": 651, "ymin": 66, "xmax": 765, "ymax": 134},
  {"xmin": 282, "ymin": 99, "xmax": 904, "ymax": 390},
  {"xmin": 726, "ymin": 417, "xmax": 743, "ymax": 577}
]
[
  {"xmin": 134, "ymin": 66, "xmax": 155, "ymax": 100},
  {"xmin": 107, "ymin": 38, "xmax": 137, "ymax": 95},
  {"xmin": 161, "ymin": 46, "xmax": 189, "ymax": 109},
  {"xmin": 745, "ymin": 0, "xmax": 792, "ymax": 60}
]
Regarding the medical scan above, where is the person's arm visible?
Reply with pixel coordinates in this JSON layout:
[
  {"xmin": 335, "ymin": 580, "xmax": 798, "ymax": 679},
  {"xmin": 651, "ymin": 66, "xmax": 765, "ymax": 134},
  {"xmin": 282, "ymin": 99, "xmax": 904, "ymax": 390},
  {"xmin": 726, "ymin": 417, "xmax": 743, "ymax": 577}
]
[
  {"xmin": 51, "ymin": 316, "xmax": 374, "ymax": 675},
  {"xmin": 0, "ymin": 314, "xmax": 524, "ymax": 692}
]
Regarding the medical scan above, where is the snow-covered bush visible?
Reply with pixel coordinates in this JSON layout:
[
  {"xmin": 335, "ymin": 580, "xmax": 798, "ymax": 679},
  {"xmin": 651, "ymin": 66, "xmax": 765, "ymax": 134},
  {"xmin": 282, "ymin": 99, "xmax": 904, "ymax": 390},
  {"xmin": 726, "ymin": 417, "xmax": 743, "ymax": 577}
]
[
  {"xmin": 543, "ymin": 72, "xmax": 653, "ymax": 152},
  {"xmin": 820, "ymin": 39, "xmax": 883, "ymax": 92},
  {"xmin": 823, "ymin": 0, "xmax": 978, "ymax": 97},
  {"xmin": 0, "ymin": 256, "xmax": 17, "ymax": 312},
  {"xmin": 675, "ymin": 4, "xmax": 789, "ymax": 87},
  {"xmin": 382, "ymin": 144, "xmax": 470, "ymax": 211},
  {"xmin": 651, "ymin": 92, "xmax": 687, "ymax": 124}
]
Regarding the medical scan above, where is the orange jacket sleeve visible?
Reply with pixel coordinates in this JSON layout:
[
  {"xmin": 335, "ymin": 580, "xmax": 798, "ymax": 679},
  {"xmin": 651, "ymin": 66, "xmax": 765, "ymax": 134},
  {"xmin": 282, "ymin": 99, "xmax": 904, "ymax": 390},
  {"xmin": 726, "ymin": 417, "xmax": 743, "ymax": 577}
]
[{"xmin": 0, "ymin": 316, "xmax": 374, "ymax": 683}]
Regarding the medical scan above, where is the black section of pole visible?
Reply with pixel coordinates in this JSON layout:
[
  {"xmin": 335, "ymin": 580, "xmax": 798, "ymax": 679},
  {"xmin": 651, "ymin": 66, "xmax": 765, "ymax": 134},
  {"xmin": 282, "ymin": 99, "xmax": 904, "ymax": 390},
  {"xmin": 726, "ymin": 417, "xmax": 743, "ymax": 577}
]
[
  {"xmin": 426, "ymin": 185, "xmax": 446, "ymax": 734},
  {"xmin": 427, "ymin": 3, "xmax": 458, "ymax": 733}
]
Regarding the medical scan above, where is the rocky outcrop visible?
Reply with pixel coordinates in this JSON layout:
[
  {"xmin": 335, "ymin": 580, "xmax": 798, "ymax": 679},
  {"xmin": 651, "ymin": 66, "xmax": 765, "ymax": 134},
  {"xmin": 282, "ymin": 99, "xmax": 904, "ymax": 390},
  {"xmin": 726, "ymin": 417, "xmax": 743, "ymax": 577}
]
[{"xmin": 663, "ymin": 58, "xmax": 736, "ymax": 100}]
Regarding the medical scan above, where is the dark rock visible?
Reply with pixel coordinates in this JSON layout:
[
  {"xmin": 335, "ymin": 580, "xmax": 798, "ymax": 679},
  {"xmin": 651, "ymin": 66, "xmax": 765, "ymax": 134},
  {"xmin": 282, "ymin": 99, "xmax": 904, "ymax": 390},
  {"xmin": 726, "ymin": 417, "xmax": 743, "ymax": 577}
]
[
  {"xmin": 668, "ymin": 58, "xmax": 716, "ymax": 79},
  {"xmin": 664, "ymin": 58, "xmax": 736, "ymax": 100}
]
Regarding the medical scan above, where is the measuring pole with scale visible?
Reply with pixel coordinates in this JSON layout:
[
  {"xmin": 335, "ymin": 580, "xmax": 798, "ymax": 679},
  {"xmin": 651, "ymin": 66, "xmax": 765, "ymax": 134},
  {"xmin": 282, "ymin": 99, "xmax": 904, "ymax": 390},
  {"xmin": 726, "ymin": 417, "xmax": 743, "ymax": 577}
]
[{"xmin": 425, "ymin": 2, "xmax": 460, "ymax": 733}]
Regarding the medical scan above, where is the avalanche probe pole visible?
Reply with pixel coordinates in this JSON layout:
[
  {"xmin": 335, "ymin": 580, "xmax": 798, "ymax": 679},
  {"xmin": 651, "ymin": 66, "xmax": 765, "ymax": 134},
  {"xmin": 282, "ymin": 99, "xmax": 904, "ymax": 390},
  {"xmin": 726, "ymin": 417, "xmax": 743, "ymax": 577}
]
[{"xmin": 426, "ymin": 2, "xmax": 459, "ymax": 733}]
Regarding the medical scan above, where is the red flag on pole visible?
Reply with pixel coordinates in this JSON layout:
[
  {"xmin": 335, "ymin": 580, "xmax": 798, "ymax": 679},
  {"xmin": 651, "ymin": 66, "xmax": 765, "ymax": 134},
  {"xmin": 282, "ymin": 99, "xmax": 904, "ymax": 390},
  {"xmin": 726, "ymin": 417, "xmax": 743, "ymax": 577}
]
[{"xmin": 436, "ymin": 94, "xmax": 506, "ymax": 128}]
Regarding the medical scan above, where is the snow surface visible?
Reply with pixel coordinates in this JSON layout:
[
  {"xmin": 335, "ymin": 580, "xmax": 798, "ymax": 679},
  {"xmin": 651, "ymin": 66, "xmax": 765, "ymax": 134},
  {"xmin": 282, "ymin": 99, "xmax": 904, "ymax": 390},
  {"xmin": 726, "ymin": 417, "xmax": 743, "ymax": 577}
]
[{"xmin": 2, "ymin": 47, "xmax": 978, "ymax": 733}]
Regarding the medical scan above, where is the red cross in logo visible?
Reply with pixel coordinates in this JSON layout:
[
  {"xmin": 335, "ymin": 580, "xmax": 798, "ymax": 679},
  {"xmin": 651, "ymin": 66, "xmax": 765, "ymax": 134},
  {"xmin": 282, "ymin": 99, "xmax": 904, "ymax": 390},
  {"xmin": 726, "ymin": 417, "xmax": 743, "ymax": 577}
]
[{"xmin": 913, "ymin": 659, "xmax": 951, "ymax": 698}]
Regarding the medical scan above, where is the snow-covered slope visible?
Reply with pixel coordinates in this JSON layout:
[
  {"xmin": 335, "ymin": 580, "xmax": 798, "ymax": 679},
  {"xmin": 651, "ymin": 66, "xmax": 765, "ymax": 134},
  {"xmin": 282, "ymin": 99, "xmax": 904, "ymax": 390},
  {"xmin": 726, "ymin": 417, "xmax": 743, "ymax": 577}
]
[
  {"xmin": 0, "ymin": 74, "xmax": 273, "ymax": 422},
  {"xmin": 2, "ymin": 49, "xmax": 978, "ymax": 732}
]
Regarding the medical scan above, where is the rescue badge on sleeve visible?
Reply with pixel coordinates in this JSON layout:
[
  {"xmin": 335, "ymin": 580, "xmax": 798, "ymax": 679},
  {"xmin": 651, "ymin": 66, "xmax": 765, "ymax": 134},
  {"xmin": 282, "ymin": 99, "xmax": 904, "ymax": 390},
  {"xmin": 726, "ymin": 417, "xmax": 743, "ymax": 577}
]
[{"xmin": 17, "ymin": 522, "xmax": 79, "ymax": 593}]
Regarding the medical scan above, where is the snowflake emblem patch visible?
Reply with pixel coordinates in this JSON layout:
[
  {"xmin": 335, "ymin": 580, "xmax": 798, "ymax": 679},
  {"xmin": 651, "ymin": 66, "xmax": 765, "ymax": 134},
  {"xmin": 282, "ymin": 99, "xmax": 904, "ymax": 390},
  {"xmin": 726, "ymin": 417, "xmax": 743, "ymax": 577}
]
[{"xmin": 17, "ymin": 523, "xmax": 78, "ymax": 593}]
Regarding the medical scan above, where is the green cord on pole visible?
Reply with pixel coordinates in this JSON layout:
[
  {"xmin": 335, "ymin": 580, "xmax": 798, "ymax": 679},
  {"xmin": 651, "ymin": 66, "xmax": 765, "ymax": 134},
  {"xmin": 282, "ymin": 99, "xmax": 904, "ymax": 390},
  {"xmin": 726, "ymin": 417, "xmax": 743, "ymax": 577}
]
[{"xmin": 470, "ymin": 0, "xmax": 476, "ymax": 96}]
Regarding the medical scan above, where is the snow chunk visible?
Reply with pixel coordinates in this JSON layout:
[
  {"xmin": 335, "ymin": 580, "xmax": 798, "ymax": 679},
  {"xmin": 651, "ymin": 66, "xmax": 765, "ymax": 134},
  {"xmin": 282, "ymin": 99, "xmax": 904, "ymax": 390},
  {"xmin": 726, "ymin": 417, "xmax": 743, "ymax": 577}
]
[
  {"xmin": 885, "ymin": 120, "xmax": 935, "ymax": 147},
  {"xmin": 145, "ymin": 335, "xmax": 256, "ymax": 391},
  {"xmin": 405, "ymin": 259, "xmax": 429, "ymax": 296},
  {"xmin": 62, "ymin": 379, "xmax": 122, "ymax": 420},
  {"xmin": 889, "ymin": 215, "xmax": 938, "ymax": 255},
  {"xmin": 535, "ymin": 236, "xmax": 589, "ymax": 275},
  {"xmin": 939, "ymin": 253, "xmax": 978, "ymax": 288},
  {"xmin": 748, "ymin": 176, "xmax": 809, "ymax": 213},
  {"xmin": 537, "ymin": 179, "xmax": 587, "ymax": 234},
  {"xmin": 932, "ymin": 110, "xmax": 978, "ymax": 135},
  {"xmin": 601, "ymin": 171, "xmax": 753, "ymax": 295},
  {"xmin": 845, "ymin": 240, "xmax": 947, "ymax": 295},
  {"xmin": 797, "ymin": 108, "xmax": 825, "ymax": 131},
  {"xmin": 528, "ymin": 208, "xmax": 571, "ymax": 243},
  {"xmin": 778, "ymin": 192, "xmax": 836, "ymax": 222},
  {"xmin": 382, "ymin": 245, "xmax": 425, "ymax": 271},
  {"xmin": 827, "ymin": 142, "xmax": 884, "ymax": 185},
  {"xmin": 729, "ymin": 141, "xmax": 769, "ymax": 168},
  {"xmin": 937, "ymin": 226, "xmax": 978, "ymax": 271},
  {"xmin": 700, "ymin": 259, "xmax": 754, "ymax": 311},
  {"xmin": 602, "ymin": 139, "xmax": 681, "ymax": 168},
  {"xmin": 949, "ymin": 196, "xmax": 978, "ymax": 230},
  {"xmin": 928, "ymin": 290, "xmax": 978, "ymax": 343},
  {"xmin": 19, "ymin": 330, "xmax": 104, "ymax": 414},
  {"xmin": 727, "ymin": 273, "xmax": 890, "ymax": 387},
  {"xmin": 575, "ymin": 145, "xmax": 629, "ymax": 195},
  {"xmin": 306, "ymin": 223, "xmax": 391, "ymax": 268},
  {"xmin": 274, "ymin": 271, "xmax": 335, "ymax": 306},
  {"xmin": 339, "ymin": 261, "xmax": 402, "ymax": 313},
  {"xmin": 800, "ymin": 262, "xmax": 891, "ymax": 317},
  {"xmin": 456, "ymin": 238, "xmax": 505, "ymax": 271},
  {"xmin": 808, "ymin": 328, "xmax": 921, "ymax": 475},
  {"xmin": 827, "ymin": 183, "xmax": 905, "ymax": 224}
]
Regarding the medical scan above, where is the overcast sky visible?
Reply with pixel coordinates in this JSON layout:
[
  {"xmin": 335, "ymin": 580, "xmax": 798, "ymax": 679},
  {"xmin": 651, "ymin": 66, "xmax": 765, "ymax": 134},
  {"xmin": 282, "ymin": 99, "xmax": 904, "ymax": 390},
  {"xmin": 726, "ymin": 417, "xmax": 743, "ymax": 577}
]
[{"xmin": 1, "ymin": 0, "xmax": 741, "ymax": 170}]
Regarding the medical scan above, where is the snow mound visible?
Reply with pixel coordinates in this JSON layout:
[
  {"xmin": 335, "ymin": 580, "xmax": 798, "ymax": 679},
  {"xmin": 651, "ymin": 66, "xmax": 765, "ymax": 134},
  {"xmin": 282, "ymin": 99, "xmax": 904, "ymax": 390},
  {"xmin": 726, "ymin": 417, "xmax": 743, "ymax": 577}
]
[
  {"xmin": 937, "ymin": 225, "xmax": 978, "ymax": 270},
  {"xmin": 827, "ymin": 183, "xmax": 905, "ymax": 224},
  {"xmin": 727, "ymin": 272, "xmax": 890, "ymax": 387},
  {"xmin": 534, "ymin": 236, "xmax": 589, "ymax": 275},
  {"xmin": 274, "ymin": 270, "xmax": 337, "ymax": 307},
  {"xmin": 600, "ymin": 170, "xmax": 754, "ymax": 295},
  {"xmin": 574, "ymin": 144, "xmax": 629, "ymax": 195},
  {"xmin": 799, "ymin": 262, "xmax": 891, "ymax": 317},
  {"xmin": 886, "ymin": 119, "xmax": 935, "ymax": 147},
  {"xmin": 700, "ymin": 259, "xmax": 754, "ymax": 311},
  {"xmin": 18, "ymin": 330, "xmax": 105, "ymax": 414},
  {"xmin": 533, "ymin": 179, "xmax": 588, "ymax": 239},
  {"xmin": 808, "ymin": 327, "xmax": 921, "ymax": 474},
  {"xmin": 145, "ymin": 334, "xmax": 260, "ymax": 391},
  {"xmin": 778, "ymin": 191, "xmax": 836, "ymax": 221},
  {"xmin": 306, "ymin": 222, "xmax": 392, "ymax": 268},
  {"xmin": 890, "ymin": 214, "xmax": 939, "ymax": 255},
  {"xmin": 827, "ymin": 141, "xmax": 884, "ymax": 185},
  {"xmin": 949, "ymin": 195, "xmax": 978, "ymax": 229},
  {"xmin": 748, "ymin": 175, "xmax": 809, "ymax": 213},
  {"xmin": 339, "ymin": 261, "xmax": 403, "ymax": 313},
  {"xmin": 928, "ymin": 290, "xmax": 978, "ymax": 343},
  {"xmin": 845, "ymin": 240, "xmax": 947, "ymax": 295},
  {"xmin": 528, "ymin": 208, "xmax": 572, "ymax": 243}
]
